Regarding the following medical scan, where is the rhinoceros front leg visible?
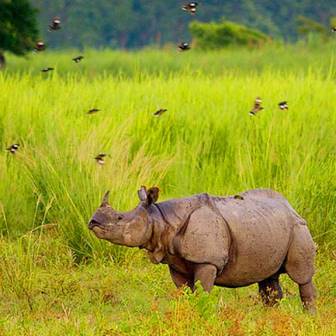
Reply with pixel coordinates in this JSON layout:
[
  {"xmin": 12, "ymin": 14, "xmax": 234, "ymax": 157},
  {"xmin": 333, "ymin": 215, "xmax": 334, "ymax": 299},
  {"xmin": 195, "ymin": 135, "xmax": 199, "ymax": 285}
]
[
  {"xmin": 194, "ymin": 264, "xmax": 217, "ymax": 292},
  {"xmin": 169, "ymin": 266, "xmax": 194, "ymax": 290}
]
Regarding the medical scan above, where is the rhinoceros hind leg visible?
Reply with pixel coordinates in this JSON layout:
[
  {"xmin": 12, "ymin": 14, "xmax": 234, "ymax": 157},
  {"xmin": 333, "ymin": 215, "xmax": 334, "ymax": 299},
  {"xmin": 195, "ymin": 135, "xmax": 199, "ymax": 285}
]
[
  {"xmin": 284, "ymin": 224, "xmax": 316, "ymax": 312},
  {"xmin": 169, "ymin": 266, "xmax": 194, "ymax": 290},
  {"xmin": 299, "ymin": 281, "xmax": 316, "ymax": 314},
  {"xmin": 284, "ymin": 224, "xmax": 315, "ymax": 285},
  {"xmin": 258, "ymin": 273, "xmax": 283, "ymax": 306}
]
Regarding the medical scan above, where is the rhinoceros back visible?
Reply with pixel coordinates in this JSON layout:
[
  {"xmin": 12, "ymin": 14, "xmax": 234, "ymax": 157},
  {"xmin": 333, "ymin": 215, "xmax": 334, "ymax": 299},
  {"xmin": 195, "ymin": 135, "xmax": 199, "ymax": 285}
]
[{"xmin": 212, "ymin": 189, "xmax": 300, "ymax": 286}]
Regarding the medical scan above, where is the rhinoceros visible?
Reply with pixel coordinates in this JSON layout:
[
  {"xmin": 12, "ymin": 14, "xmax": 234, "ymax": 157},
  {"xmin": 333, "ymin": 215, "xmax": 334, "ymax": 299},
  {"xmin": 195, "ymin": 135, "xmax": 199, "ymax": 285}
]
[{"xmin": 89, "ymin": 187, "xmax": 316, "ymax": 311}]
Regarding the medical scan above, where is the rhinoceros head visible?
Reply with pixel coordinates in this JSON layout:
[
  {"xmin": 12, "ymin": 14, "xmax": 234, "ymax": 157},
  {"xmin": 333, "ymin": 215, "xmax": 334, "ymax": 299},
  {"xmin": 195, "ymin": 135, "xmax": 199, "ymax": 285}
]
[{"xmin": 88, "ymin": 186, "xmax": 159, "ymax": 247}]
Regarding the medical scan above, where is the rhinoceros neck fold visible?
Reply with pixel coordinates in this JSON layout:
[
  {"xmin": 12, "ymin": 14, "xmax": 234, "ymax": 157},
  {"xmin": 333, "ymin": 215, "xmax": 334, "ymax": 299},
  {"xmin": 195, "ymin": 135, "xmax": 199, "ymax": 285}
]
[
  {"xmin": 152, "ymin": 203, "xmax": 169, "ymax": 226},
  {"xmin": 139, "ymin": 204, "xmax": 169, "ymax": 263},
  {"xmin": 155, "ymin": 194, "xmax": 210, "ymax": 228},
  {"xmin": 141, "ymin": 195, "xmax": 213, "ymax": 264}
]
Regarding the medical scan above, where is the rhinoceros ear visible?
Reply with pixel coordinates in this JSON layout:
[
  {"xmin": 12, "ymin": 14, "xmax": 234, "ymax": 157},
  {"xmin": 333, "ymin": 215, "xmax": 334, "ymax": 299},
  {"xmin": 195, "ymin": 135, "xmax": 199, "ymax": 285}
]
[
  {"xmin": 138, "ymin": 186, "xmax": 148, "ymax": 202},
  {"xmin": 138, "ymin": 186, "xmax": 160, "ymax": 206},
  {"xmin": 147, "ymin": 187, "xmax": 160, "ymax": 204}
]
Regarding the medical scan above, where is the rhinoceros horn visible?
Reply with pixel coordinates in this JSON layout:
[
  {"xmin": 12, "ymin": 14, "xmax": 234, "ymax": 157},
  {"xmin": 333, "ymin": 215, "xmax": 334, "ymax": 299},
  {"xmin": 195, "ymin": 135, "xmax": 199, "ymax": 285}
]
[{"xmin": 101, "ymin": 191, "xmax": 110, "ymax": 205}]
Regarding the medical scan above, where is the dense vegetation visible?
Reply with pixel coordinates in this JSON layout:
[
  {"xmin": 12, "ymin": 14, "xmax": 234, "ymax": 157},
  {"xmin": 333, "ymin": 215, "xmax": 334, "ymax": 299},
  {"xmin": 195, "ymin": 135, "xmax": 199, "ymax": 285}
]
[
  {"xmin": 0, "ymin": 0, "xmax": 39, "ymax": 66},
  {"xmin": 4, "ymin": 42, "xmax": 336, "ymax": 77},
  {"xmin": 190, "ymin": 20, "xmax": 270, "ymax": 49},
  {"xmin": 0, "ymin": 44, "xmax": 336, "ymax": 334},
  {"xmin": 31, "ymin": 0, "xmax": 336, "ymax": 48}
]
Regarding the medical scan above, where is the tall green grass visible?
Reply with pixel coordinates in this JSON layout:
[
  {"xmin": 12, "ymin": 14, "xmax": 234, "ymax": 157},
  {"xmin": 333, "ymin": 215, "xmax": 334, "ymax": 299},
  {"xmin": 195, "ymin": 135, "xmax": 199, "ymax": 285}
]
[
  {"xmin": 3, "ymin": 41, "xmax": 336, "ymax": 77},
  {"xmin": 0, "ymin": 46, "xmax": 336, "ymax": 262}
]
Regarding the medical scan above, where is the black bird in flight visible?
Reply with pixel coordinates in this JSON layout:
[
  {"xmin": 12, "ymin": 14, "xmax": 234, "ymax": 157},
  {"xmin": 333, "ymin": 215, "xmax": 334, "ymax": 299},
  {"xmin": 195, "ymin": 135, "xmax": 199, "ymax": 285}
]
[
  {"xmin": 182, "ymin": 2, "xmax": 198, "ymax": 14},
  {"xmin": 95, "ymin": 153, "xmax": 106, "ymax": 165},
  {"xmin": 73, "ymin": 56, "xmax": 84, "ymax": 63},
  {"xmin": 87, "ymin": 108, "xmax": 100, "ymax": 114},
  {"xmin": 34, "ymin": 41, "xmax": 46, "ymax": 52},
  {"xmin": 178, "ymin": 42, "xmax": 191, "ymax": 51},
  {"xmin": 249, "ymin": 97, "xmax": 264, "ymax": 116},
  {"xmin": 154, "ymin": 108, "xmax": 167, "ymax": 116},
  {"xmin": 6, "ymin": 144, "xmax": 20, "ymax": 154},
  {"xmin": 49, "ymin": 17, "xmax": 61, "ymax": 31},
  {"xmin": 41, "ymin": 67, "xmax": 54, "ymax": 73},
  {"xmin": 278, "ymin": 101, "xmax": 288, "ymax": 110}
]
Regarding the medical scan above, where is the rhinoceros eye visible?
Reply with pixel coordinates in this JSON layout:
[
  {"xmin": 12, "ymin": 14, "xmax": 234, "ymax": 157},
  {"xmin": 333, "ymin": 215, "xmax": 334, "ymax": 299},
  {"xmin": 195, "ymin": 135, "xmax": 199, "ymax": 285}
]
[{"xmin": 117, "ymin": 215, "xmax": 123, "ymax": 221}]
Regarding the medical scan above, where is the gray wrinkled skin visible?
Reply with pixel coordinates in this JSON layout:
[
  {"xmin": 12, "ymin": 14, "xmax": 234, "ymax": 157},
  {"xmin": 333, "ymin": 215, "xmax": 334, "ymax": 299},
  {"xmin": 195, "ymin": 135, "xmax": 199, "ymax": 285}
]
[{"xmin": 89, "ymin": 187, "xmax": 317, "ymax": 312}]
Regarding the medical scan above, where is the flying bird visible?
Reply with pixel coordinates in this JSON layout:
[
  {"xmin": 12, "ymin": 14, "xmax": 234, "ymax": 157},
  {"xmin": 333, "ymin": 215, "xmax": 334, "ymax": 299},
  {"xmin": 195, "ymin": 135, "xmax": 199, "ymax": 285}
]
[
  {"xmin": 34, "ymin": 41, "xmax": 46, "ymax": 52},
  {"xmin": 95, "ymin": 153, "xmax": 107, "ymax": 165},
  {"xmin": 278, "ymin": 101, "xmax": 288, "ymax": 110},
  {"xmin": 249, "ymin": 97, "xmax": 264, "ymax": 116},
  {"xmin": 49, "ymin": 17, "xmax": 61, "ymax": 31},
  {"xmin": 154, "ymin": 108, "xmax": 167, "ymax": 117},
  {"xmin": 6, "ymin": 144, "xmax": 20, "ymax": 154},
  {"xmin": 182, "ymin": 2, "xmax": 198, "ymax": 14},
  {"xmin": 73, "ymin": 56, "xmax": 84, "ymax": 63},
  {"xmin": 178, "ymin": 42, "xmax": 191, "ymax": 51},
  {"xmin": 87, "ymin": 108, "xmax": 100, "ymax": 114},
  {"xmin": 41, "ymin": 67, "xmax": 54, "ymax": 73}
]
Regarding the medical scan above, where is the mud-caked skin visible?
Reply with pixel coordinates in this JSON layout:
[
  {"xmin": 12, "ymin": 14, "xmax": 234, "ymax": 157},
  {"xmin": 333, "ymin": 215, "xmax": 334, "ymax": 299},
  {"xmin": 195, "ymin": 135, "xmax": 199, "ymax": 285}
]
[{"xmin": 89, "ymin": 187, "xmax": 317, "ymax": 312}]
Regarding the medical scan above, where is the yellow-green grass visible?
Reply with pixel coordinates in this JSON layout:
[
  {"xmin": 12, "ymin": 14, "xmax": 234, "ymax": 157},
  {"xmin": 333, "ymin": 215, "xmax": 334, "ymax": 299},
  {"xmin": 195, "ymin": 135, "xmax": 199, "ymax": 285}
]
[
  {"xmin": 0, "ymin": 46, "xmax": 336, "ymax": 334},
  {"xmin": 3, "ymin": 41, "xmax": 336, "ymax": 77},
  {"xmin": 0, "ymin": 234, "xmax": 335, "ymax": 335},
  {"xmin": 1, "ymin": 67, "xmax": 335, "ymax": 258}
]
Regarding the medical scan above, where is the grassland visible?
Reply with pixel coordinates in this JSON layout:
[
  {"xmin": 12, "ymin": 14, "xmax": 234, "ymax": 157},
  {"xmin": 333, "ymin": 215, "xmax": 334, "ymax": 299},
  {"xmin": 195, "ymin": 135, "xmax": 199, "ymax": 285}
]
[
  {"xmin": 0, "ymin": 44, "xmax": 336, "ymax": 334},
  {"xmin": 5, "ymin": 41, "xmax": 336, "ymax": 77}
]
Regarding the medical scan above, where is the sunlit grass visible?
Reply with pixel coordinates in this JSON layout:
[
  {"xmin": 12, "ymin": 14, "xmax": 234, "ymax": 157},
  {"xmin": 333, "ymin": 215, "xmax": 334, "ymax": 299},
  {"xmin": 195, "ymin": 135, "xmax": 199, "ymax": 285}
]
[
  {"xmin": 0, "ymin": 46, "xmax": 335, "ymax": 334},
  {"xmin": 1, "ymin": 67, "xmax": 335, "ymax": 258},
  {"xmin": 3, "ymin": 41, "xmax": 336, "ymax": 77},
  {"xmin": 0, "ymin": 235, "xmax": 335, "ymax": 335}
]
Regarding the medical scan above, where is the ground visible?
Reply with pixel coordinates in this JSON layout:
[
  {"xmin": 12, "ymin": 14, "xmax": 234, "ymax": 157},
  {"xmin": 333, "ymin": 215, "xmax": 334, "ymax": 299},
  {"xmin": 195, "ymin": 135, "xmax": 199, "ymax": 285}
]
[{"xmin": 0, "ymin": 234, "xmax": 335, "ymax": 335}]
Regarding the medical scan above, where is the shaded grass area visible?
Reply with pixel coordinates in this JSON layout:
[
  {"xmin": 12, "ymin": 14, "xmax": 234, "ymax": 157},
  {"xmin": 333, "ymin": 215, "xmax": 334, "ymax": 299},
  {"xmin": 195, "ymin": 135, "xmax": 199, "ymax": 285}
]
[
  {"xmin": 3, "ymin": 42, "xmax": 336, "ymax": 78},
  {"xmin": 0, "ymin": 234, "xmax": 335, "ymax": 335}
]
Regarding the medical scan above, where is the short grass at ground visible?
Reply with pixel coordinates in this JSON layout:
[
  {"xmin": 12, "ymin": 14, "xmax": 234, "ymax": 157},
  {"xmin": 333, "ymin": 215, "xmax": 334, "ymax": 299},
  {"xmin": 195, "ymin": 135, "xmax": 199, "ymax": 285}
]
[{"xmin": 0, "ymin": 235, "xmax": 335, "ymax": 335}]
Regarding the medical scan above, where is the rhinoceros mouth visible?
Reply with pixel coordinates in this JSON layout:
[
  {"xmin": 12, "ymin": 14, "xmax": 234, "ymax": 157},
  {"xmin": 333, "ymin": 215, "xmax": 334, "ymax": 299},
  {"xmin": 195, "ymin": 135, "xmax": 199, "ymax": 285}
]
[
  {"xmin": 90, "ymin": 225, "xmax": 108, "ymax": 239},
  {"xmin": 89, "ymin": 219, "xmax": 104, "ymax": 230}
]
